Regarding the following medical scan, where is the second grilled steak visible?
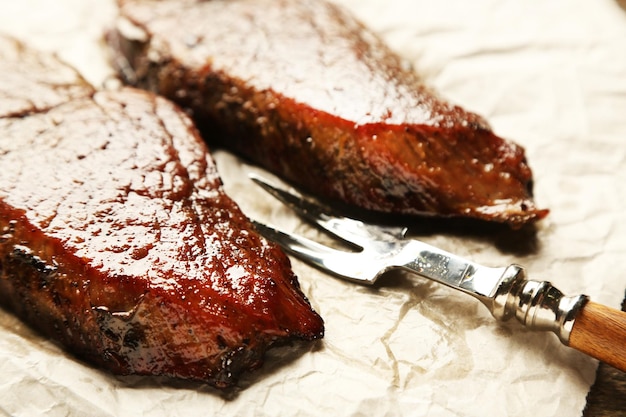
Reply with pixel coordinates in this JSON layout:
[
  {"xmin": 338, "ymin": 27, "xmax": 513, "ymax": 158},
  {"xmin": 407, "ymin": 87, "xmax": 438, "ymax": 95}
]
[{"xmin": 110, "ymin": 0, "xmax": 548, "ymax": 228}]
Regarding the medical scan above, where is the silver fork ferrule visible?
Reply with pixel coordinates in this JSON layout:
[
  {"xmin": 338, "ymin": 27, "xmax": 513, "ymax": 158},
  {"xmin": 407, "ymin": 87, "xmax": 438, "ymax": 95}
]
[{"xmin": 488, "ymin": 265, "xmax": 589, "ymax": 345}]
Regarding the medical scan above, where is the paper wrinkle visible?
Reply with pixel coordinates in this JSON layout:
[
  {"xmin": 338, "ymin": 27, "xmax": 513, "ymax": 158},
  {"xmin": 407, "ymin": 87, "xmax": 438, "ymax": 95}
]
[{"xmin": 2, "ymin": 0, "xmax": 626, "ymax": 415}]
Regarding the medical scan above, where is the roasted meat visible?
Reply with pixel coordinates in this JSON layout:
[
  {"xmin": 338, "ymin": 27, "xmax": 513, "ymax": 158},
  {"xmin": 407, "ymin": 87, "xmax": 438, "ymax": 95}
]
[
  {"xmin": 0, "ymin": 37, "xmax": 323, "ymax": 388},
  {"xmin": 109, "ymin": 0, "xmax": 548, "ymax": 228}
]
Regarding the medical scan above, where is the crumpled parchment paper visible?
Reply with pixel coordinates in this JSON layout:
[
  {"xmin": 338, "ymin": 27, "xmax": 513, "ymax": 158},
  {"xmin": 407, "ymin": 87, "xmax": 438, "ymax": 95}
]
[{"xmin": 1, "ymin": 0, "xmax": 626, "ymax": 415}]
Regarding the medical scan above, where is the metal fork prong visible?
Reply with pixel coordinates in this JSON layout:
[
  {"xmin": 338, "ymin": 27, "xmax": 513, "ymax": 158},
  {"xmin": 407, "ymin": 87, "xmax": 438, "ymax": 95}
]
[
  {"xmin": 252, "ymin": 220, "xmax": 381, "ymax": 284},
  {"xmin": 250, "ymin": 173, "xmax": 364, "ymax": 244},
  {"xmin": 250, "ymin": 173, "xmax": 406, "ymax": 245}
]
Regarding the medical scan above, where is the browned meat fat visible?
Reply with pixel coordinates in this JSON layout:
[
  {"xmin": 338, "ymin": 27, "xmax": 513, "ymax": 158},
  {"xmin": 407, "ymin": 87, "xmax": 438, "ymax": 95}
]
[
  {"xmin": 109, "ymin": 0, "xmax": 548, "ymax": 228},
  {"xmin": 0, "ymin": 36, "xmax": 323, "ymax": 388}
]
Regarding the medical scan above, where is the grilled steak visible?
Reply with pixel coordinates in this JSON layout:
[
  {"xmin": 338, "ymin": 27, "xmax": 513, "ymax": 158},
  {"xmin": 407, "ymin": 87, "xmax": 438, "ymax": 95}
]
[
  {"xmin": 109, "ymin": 0, "xmax": 548, "ymax": 228},
  {"xmin": 0, "ymin": 37, "xmax": 323, "ymax": 388}
]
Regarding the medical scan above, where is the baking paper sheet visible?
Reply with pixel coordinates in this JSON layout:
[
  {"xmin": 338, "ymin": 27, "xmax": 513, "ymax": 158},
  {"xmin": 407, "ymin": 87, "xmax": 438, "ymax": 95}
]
[{"xmin": 1, "ymin": 0, "xmax": 626, "ymax": 415}]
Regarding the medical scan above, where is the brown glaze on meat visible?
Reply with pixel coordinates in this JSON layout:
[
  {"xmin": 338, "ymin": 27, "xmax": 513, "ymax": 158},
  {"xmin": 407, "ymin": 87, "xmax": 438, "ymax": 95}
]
[
  {"xmin": 0, "ymin": 37, "xmax": 323, "ymax": 388},
  {"xmin": 110, "ymin": 0, "xmax": 548, "ymax": 228}
]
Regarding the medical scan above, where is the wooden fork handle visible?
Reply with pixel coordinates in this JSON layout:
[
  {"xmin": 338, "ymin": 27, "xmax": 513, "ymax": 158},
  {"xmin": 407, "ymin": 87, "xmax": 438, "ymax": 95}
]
[{"xmin": 569, "ymin": 301, "xmax": 626, "ymax": 372}]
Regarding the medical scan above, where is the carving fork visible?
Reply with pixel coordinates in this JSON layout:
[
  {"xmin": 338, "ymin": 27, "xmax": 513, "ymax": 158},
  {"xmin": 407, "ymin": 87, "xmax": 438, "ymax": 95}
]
[{"xmin": 249, "ymin": 173, "xmax": 626, "ymax": 372}]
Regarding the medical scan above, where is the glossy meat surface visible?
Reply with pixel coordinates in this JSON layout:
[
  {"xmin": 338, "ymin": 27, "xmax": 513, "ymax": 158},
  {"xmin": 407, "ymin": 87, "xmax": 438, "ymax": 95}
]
[
  {"xmin": 0, "ymin": 38, "xmax": 323, "ymax": 388},
  {"xmin": 110, "ymin": 0, "xmax": 548, "ymax": 228}
]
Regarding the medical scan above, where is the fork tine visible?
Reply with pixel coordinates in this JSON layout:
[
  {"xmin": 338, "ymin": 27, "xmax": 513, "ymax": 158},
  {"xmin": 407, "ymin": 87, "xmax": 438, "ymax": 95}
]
[
  {"xmin": 250, "ymin": 173, "xmax": 406, "ymax": 246},
  {"xmin": 251, "ymin": 220, "xmax": 380, "ymax": 284}
]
